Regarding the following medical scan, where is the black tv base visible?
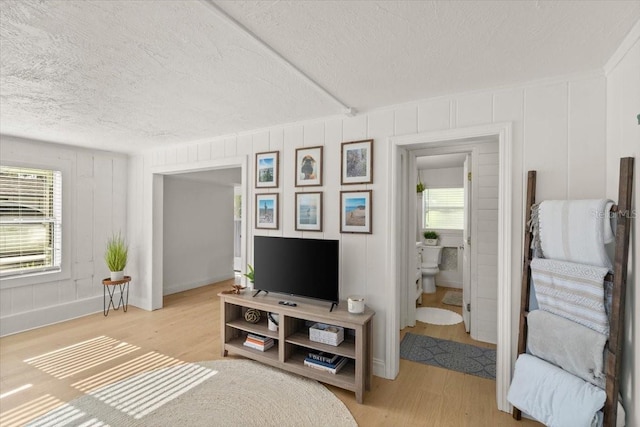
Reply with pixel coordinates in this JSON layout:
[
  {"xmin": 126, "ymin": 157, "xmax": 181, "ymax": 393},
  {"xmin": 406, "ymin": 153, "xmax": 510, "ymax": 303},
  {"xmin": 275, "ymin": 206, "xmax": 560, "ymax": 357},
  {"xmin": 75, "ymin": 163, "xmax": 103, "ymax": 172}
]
[{"xmin": 252, "ymin": 289, "xmax": 268, "ymax": 297}]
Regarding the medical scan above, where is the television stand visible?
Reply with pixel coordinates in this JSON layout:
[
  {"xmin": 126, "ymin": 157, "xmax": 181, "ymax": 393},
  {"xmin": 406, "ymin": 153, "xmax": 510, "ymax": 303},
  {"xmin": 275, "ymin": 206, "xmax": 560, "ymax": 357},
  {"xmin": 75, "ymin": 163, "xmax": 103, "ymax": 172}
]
[
  {"xmin": 329, "ymin": 302, "xmax": 337, "ymax": 312},
  {"xmin": 219, "ymin": 291, "xmax": 375, "ymax": 403}
]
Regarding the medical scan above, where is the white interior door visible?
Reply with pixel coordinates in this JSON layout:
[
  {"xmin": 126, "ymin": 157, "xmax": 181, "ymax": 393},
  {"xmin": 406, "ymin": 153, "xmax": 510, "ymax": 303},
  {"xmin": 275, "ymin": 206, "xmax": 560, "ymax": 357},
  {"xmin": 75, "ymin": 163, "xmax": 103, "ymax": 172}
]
[
  {"xmin": 233, "ymin": 185, "xmax": 242, "ymax": 272},
  {"xmin": 462, "ymin": 154, "xmax": 471, "ymax": 332},
  {"xmin": 404, "ymin": 152, "xmax": 417, "ymax": 327}
]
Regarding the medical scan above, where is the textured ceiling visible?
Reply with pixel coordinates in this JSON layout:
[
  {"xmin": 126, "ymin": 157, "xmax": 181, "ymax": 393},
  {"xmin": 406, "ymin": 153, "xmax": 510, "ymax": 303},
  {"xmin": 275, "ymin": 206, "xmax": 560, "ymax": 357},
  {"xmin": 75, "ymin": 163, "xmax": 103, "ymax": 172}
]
[{"xmin": 1, "ymin": 1, "xmax": 639, "ymax": 153}]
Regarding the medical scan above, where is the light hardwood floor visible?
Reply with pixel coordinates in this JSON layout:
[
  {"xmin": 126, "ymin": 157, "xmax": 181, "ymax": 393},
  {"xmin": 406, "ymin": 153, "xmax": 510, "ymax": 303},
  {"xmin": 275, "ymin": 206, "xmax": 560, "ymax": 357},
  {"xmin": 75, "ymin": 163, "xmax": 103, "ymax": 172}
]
[{"xmin": 0, "ymin": 280, "xmax": 540, "ymax": 426}]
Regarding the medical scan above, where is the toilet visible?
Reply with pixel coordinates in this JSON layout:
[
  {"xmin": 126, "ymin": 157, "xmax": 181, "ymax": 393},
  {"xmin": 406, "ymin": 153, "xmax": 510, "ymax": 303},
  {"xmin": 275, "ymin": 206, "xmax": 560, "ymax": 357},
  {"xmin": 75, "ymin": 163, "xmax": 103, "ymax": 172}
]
[{"xmin": 420, "ymin": 245, "xmax": 443, "ymax": 293}]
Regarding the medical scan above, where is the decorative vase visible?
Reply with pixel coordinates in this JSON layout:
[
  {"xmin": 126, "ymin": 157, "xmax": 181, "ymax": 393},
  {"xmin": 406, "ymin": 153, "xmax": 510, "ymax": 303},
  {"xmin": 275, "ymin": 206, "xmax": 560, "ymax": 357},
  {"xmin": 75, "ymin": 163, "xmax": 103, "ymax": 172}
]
[{"xmin": 110, "ymin": 271, "xmax": 124, "ymax": 281}]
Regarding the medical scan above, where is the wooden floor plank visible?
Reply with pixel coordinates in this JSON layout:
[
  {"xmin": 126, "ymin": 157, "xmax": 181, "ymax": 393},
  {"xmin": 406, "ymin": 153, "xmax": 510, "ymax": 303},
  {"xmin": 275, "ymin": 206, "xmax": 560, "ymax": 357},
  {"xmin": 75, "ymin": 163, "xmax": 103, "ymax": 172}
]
[{"xmin": 0, "ymin": 281, "xmax": 540, "ymax": 426}]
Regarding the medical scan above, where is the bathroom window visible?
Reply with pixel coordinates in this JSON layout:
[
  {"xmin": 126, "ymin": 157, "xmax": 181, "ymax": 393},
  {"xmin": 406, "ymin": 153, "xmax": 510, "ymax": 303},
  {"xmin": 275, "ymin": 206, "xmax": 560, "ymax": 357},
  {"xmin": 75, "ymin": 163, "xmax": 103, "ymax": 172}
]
[{"xmin": 423, "ymin": 188, "xmax": 464, "ymax": 230}]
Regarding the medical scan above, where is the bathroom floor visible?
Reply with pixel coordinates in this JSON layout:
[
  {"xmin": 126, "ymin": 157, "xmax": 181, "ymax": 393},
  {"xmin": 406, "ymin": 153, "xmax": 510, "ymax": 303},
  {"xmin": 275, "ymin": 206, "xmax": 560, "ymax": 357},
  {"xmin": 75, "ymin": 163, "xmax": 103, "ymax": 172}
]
[{"xmin": 402, "ymin": 286, "xmax": 496, "ymax": 350}]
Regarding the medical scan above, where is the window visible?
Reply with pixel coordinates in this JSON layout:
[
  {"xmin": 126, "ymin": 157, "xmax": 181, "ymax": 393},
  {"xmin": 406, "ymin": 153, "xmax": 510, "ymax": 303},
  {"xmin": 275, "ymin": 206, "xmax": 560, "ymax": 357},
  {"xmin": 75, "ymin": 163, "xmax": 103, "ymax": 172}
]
[
  {"xmin": 0, "ymin": 166, "xmax": 62, "ymax": 278},
  {"xmin": 423, "ymin": 187, "xmax": 464, "ymax": 230}
]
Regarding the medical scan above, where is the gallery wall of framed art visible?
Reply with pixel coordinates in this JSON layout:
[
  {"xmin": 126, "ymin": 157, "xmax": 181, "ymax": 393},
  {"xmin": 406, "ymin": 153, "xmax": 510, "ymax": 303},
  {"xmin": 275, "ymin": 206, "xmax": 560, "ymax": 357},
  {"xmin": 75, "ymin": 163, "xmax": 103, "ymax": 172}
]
[
  {"xmin": 255, "ymin": 151, "xmax": 279, "ymax": 188},
  {"xmin": 341, "ymin": 139, "xmax": 373, "ymax": 185},
  {"xmin": 252, "ymin": 140, "xmax": 374, "ymax": 234},
  {"xmin": 295, "ymin": 146, "xmax": 323, "ymax": 187}
]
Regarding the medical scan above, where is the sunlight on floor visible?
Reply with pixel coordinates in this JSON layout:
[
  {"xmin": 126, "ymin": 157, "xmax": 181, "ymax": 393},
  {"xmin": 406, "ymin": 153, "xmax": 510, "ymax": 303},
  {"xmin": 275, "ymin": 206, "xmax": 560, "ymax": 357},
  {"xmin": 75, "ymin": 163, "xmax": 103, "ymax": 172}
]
[
  {"xmin": 3, "ymin": 337, "xmax": 216, "ymax": 425},
  {"xmin": 24, "ymin": 336, "xmax": 139, "ymax": 379},
  {"xmin": 0, "ymin": 383, "xmax": 32, "ymax": 400},
  {"xmin": 89, "ymin": 363, "xmax": 218, "ymax": 419},
  {"xmin": 0, "ymin": 394, "xmax": 65, "ymax": 427},
  {"xmin": 72, "ymin": 351, "xmax": 185, "ymax": 392}
]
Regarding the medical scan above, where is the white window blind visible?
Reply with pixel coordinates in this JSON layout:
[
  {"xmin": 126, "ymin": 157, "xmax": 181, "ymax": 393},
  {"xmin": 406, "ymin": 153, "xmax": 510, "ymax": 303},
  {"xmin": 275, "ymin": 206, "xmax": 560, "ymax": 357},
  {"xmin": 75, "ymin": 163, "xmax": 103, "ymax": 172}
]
[
  {"xmin": 0, "ymin": 166, "xmax": 62, "ymax": 278},
  {"xmin": 423, "ymin": 187, "xmax": 464, "ymax": 230}
]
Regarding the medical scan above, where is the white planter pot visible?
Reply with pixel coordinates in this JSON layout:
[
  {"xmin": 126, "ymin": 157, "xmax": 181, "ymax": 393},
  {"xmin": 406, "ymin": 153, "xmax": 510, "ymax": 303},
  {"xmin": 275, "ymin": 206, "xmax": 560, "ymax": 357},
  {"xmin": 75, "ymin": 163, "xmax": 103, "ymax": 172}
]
[
  {"xmin": 110, "ymin": 271, "xmax": 124, "ymax": 281},
  {"xmin": 424, "ymin": 239, "xmax": 438, "ymax": 246}
]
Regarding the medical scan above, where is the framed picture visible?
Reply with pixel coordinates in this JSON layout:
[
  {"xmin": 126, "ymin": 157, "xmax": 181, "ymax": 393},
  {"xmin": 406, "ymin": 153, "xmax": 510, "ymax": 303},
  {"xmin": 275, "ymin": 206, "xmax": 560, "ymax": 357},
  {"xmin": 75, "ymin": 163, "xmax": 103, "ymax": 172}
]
[
  {"xmin": 255, "ymin": 193, "xmax": 279, "ymax": 229},
  {"xmin": 295, "ymin": 146, "xmax": 323, "ymax": 187},
  {"xmin": 255, "ymin": 151, "xmax": 279, "ymax": 188},
  {"xmin": 340, "ymin": 190, "xmax": 372, "ymax": 234},
  {"xmin": 295, "ymin": 192, "xmax": 323, "ymax": 232},
  {"xmin": 341, "ymin": 139, "xmax": 373, "ymax": 185}
]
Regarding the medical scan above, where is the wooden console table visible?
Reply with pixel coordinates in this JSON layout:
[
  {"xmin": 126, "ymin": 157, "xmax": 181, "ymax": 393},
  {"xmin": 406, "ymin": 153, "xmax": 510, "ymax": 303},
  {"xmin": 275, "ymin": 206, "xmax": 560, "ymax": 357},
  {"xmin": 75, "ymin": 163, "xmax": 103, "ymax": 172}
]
[{"xmin": 219, "ymin": 291, "xmax": 375, "ymax": 403}]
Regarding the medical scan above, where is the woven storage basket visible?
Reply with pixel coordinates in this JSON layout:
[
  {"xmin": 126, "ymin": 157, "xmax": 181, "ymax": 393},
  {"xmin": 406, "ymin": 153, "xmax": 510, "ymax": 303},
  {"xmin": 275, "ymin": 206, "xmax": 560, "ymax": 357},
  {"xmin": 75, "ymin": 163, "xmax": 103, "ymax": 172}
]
[{"xmin": 309, "ymin": 323, "xmax": 344, "ymax": 346}]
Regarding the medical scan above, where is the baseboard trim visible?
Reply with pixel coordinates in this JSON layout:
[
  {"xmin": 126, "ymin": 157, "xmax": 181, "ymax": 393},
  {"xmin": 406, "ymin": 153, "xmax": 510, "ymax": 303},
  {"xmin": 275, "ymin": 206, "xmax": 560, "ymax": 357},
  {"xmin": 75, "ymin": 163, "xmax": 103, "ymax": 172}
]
[
  {"xmin": 373, "ymin": 357, "xmax": 388, "ymax": 378},
  {"xmin": 0, "ymin": 296, "xmax": 103, "ymax": 337},
  {"xmin": 163, "ymin": 274, "xmax": 234, "ymax": 296}
]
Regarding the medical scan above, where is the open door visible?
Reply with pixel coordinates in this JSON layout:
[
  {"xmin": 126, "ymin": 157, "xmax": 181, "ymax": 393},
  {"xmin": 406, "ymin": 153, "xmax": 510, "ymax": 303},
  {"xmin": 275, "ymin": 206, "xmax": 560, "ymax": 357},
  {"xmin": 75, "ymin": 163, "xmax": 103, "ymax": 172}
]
[
  {"xmin": 462, "ymin": 154, "xmax": 471, "ymax": 332},
  {"xmin": 233, "ymin": 185, "xmax": 242, "ymax": 272}
]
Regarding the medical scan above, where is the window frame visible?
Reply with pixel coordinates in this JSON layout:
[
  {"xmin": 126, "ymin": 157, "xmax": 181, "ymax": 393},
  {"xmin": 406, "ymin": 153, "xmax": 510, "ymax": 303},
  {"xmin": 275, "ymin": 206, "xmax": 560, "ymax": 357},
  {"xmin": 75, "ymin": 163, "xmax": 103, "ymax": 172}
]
[
  {"xmin": 422, "ymin": 187, "xmax": 465, "ymax": 230},
  {"xmin": 0, "ymin": 159, "xmax": 72, "ymax": 289}
]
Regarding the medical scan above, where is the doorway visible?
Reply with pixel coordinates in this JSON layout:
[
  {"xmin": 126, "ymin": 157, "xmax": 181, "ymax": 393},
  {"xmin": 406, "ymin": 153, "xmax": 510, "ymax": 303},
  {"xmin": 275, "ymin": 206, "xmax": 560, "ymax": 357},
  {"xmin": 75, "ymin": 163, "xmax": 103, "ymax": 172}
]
[
  {"xmin": 387, "ymin": 123, "xmax": 513, "ymax": 411},
  {"xmin": 150, "ymin": 155, "xmax": 248, "ymax": 311},
  {"xmin": 415, "ymin": 153, "xmax": 470, "ymax": 333},
  {"xmin": 162, "ymin": 168, "xmax": 241, "ymax": 296}
]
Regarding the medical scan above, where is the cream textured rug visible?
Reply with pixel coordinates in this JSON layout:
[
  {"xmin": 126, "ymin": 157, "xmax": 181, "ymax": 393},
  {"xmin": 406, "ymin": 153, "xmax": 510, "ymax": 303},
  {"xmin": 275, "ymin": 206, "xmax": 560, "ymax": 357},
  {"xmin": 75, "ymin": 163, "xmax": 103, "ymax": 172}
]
[
  {"xmin": 416, "ymin": 307, "xmax": 463, "ymax": 325},
  {"xmin": 26, "ymin": 359, "xmax": 357, "ymax": 427},
  {"xmin": 442, "ymin": 291, "xmax": 463, "ymax": 307}
]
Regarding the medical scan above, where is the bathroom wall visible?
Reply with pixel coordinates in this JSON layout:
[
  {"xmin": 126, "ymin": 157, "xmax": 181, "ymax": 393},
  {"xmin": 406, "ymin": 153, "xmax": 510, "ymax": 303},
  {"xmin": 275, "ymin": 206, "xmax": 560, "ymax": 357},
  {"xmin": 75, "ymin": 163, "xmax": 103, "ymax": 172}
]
[
  {"xmin": 419, "ymin": 166, "xmax": 465, "ymax": 288},
  {"xmin": 420, "ymin": 166, "xmax": 464, "ymax": 188}
]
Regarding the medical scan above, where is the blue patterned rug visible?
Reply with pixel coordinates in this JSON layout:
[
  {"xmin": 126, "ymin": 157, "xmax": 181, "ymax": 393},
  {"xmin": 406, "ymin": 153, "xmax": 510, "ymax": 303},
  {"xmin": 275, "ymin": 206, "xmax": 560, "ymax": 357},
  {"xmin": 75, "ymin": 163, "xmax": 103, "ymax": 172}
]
[{"xmin": 400, "ymin": 333, "xmax": 496, "ymax": 379}]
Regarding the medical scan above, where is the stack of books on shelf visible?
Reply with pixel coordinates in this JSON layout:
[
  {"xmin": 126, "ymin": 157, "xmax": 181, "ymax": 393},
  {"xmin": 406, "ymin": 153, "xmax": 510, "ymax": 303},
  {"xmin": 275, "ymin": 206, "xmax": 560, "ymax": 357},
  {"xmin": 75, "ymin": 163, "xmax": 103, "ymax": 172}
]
[
  {"xmin": 243, "ymin": 333, "xmax": 274, "ymax": 351},
  {"xmin": 304, "ymin": 351, "xmax": 348, "ymax": 374}
]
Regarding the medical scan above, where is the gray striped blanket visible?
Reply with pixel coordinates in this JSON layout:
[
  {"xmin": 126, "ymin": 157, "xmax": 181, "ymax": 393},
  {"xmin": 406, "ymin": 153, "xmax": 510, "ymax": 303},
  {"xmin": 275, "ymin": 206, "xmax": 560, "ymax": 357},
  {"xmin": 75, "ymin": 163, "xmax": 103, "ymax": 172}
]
[{"xmin": 530, "ymin": 258, "xmax": 609, "ymax": 335}]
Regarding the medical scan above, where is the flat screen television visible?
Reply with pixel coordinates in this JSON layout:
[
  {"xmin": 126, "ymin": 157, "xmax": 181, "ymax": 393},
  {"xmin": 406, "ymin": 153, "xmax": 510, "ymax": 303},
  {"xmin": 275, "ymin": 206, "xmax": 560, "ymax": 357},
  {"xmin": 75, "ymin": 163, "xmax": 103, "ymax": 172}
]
[{"xmin": 253, "ymin": 236, "xmax": 339, "ymax": 310}]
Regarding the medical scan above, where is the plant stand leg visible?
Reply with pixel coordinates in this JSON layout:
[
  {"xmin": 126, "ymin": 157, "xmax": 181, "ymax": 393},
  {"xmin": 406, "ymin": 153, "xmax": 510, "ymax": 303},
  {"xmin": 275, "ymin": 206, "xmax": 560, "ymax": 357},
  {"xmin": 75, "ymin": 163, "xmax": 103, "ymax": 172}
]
[{"xmin": 104, "ymin": 285, "xmax": 117, "ymax": 316}]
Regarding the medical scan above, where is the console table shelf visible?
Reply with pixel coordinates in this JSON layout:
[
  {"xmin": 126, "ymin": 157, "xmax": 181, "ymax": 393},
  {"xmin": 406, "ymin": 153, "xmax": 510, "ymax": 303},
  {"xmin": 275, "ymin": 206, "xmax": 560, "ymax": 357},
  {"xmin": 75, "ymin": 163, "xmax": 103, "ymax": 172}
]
[
  {"xmin": 285, "ymin": 332, "xmax": 356, "ymax": 359},
  {"xmin": 219, "ymin": 291, "xmax": 374, "ymax": 403}
]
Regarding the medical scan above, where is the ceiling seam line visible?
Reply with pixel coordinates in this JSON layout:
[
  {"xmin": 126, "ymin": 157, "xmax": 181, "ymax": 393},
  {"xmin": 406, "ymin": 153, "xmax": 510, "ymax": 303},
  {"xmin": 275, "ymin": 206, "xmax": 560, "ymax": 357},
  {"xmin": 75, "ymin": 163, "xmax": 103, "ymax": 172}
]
[{"xmin": 200, "ymin": 0, "xmax": 355, "ymax": 117}]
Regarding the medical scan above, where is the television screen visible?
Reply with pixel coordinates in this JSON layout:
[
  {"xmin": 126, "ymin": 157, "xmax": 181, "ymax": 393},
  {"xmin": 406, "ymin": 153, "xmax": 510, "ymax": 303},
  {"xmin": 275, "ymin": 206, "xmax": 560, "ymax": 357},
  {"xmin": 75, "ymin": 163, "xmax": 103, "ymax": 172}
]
[{"xmin": 253, "ymin": 236, "xmax": 339, "ymax": 304}]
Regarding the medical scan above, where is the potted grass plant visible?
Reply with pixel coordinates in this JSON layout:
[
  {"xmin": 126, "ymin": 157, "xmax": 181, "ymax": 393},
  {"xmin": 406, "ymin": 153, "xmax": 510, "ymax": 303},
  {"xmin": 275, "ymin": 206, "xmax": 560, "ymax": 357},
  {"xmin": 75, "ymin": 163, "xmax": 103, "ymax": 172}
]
[{"xmin": 105, "ymin": 232, "xmax": 128, "ymax": 281}]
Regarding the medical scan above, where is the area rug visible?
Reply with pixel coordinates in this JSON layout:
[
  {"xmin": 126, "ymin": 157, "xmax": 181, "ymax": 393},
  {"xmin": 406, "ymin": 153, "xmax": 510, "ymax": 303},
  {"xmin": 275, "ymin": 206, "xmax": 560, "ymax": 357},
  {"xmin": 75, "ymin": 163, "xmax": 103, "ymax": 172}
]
[
  {"xmin": 442, "ymin": 290, "xmax": 463, "ymax": 307},
  {"xmin": 415, "ymin": 307, "xmax": 463, "ymax": 325},
  {"xmin": 26, "ymin": 359, "xmax": 357, "ymax": 427},
  {"xmin": 400, "ymin": 333, "xmax": 496, "ymax": 380}
]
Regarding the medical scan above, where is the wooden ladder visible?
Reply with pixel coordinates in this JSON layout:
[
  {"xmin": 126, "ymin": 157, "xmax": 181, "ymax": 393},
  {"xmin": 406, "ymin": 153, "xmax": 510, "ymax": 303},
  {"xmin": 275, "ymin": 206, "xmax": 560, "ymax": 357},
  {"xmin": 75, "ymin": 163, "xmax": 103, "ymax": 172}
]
[{"xmin": 512, "ymin": 157, "xmax": 634, "ymax": 427}]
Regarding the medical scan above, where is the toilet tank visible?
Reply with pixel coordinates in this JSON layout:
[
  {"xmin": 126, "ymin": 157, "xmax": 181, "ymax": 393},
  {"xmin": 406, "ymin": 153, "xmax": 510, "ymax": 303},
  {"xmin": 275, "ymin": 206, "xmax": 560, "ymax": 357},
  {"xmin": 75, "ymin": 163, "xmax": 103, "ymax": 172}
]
[{"xmin": 422, "ymin": 245, "xmax": 443, "ymax": 265}]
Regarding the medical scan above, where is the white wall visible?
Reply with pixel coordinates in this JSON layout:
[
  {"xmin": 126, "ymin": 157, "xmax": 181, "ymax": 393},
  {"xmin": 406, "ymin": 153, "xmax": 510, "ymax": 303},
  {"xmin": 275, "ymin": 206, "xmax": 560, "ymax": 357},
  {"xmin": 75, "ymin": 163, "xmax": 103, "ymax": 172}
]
[
  {"xmin": 605, "ymin": 21, "xmax": 639, "ymax": 427},
  {"xmin": 420, "ymin": 166, "xmax": 464, "ymax": 188},
  {"xmin": 162, "ymin": 176, "xmax": 234, "ymax": 295},
  {"xmin": 0, "ymin": 136, "xmax": 127, "ymax": 336},
  {"xmin": 128, "ymin": 70, "xmax": 610, "ymax": 380}
]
